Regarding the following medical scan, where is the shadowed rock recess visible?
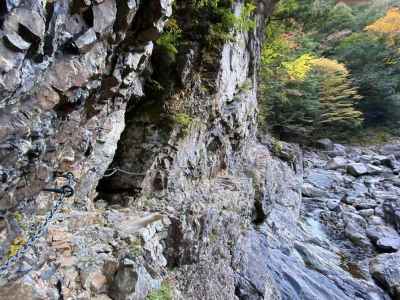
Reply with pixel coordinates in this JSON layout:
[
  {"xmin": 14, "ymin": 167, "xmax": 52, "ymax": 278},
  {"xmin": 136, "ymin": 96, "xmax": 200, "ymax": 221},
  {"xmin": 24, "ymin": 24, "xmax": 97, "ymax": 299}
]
[{"xmin": 0, "ymin": 0, "xmax": 398, "ymax": 299}]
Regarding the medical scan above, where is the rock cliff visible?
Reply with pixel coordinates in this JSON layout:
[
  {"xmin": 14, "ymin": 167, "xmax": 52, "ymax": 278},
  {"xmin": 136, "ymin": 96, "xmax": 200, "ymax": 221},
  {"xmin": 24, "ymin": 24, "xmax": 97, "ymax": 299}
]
[{"xmin": 0, "ymin": 0, "xmax": 399, "ymax": 299}]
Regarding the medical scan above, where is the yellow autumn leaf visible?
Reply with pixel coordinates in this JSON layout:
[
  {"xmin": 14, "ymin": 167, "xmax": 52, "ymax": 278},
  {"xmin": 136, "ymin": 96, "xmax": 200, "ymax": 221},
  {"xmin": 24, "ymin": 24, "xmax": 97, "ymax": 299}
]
[{"xmin": 365, "ymin": 8, "xmax": 400, "ymax": 36}]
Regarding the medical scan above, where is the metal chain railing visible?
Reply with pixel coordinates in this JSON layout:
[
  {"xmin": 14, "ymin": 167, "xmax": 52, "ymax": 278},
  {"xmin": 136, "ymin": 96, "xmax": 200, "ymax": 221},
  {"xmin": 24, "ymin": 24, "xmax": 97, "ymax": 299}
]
[
  {"xmin": 0, "ymin": 172, "xmax": 75, "ymax": 279},
  {"xmin": 103, "ymin": 167, "xmax": 146, "ymax": 177}
]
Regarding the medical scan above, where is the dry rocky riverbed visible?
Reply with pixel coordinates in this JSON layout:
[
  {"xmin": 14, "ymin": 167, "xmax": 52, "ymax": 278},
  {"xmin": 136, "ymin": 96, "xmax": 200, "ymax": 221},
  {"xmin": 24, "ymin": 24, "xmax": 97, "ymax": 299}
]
[{"xmin": 301, "ymin": 139, "xmax": 400, "ymax": 299}]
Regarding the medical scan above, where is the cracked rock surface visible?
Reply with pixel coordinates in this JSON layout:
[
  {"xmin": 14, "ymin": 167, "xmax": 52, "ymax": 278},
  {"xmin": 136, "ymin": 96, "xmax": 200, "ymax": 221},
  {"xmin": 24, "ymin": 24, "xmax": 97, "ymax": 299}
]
[{"xmin": 0, "ymin": 0, "xmax": 399, "ymax": 299}]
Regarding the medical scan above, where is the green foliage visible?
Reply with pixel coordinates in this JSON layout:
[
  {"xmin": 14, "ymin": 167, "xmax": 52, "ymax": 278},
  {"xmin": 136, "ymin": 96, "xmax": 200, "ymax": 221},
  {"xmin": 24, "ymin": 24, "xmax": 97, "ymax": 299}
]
[
  {"xmin": 321, "ymin": 3, "xmax": 356, "ymax": 33},
  {"xmin": 130, "ymin": 237, "xmax": 143, "ymax": 257},
  {"xmin": 146, "ymin": 282, "xmax": 172, "ymax": 300},
  {"xmin": 283, "ymin": 53, "xmax": 315, "ymax": 80},
  {"xmin": 7, "ymin": 237, "xmax": 25, "ymax": 259},
  {"xmin": 238, "ymin": 79, "xmax": 252, "ymax": 93},
  {"xmin": 237, "ymin": 2, "xmax": 257, "ymax": 32},
  {"xmin": 270, "ymin": 138, "xmax": 297, "ymax": 162},
  {"xmin": 273, "ymin": 0, "xmax": 335, "ymax": 30},
  {"xmin": 260, "ymin": 0, "xmax": 400, "ymax": 141},
  {"xmin": 193, "ymin": 0, "xmax": 221, "ymax": 9},
  {"xmin": 311, "ymin": 58, "xmax": 363, "ymax": 129},
  {"xmin": 345, "ymin": 127, "xmax": 394, "ymax": 145},
  {"xmin": 156, "ymin": 18, "xmax": 182, "ymax": 55},
  {"xmin": 174, "ymin": 113, "xmax": 193, "ymax": 137},
  {"xmin": 260, "ymin": 24, "xmax": 363, "ymax": 138},
  {"xmin": 174, "ymin": 113, "xmax": 192, "ymax": 127},
  {"xmin": 197, "ymin": 0, "xmax": 257, "ymax": 44},
  {"xmin": 335, "ymin": 31, "xmax": 400, "ymax": 125},
  {"xmin": 274, "ymin": 0, "xmax": 300, "ymax": 16},
  {"xmin": 13, "ymin": 211, "xmax": 23, "ymax": 223},
  {"xmin": 272, "ymin": 138, "xmax": 284, "ymax": 155}
]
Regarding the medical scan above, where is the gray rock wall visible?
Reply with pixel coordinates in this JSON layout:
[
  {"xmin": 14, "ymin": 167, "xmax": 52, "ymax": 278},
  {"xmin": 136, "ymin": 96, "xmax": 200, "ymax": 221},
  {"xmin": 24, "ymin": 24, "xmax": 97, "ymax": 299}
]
[{"xmin": 0, "ymin": 0, "xmax": 398, "ymax": 299}]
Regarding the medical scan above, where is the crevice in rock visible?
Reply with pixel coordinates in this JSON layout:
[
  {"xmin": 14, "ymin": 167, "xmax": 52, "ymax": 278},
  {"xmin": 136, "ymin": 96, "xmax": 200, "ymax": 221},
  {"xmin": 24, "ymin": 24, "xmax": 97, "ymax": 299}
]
[
  {"xmin": 43, "ymin": 1, "xmax": 56, "ymax": 56},
  {"xmin": 0, "ymin": 1, "xmax": 7, "ymax": 29},
  {"xmin": 95, "ymin": 44, "xmax": 179, "ymax": 203},
  {"xmin": 252, "ymin": 197, "xmax": 266, "ymax": 225},
  {"xmin": 53, "ymin": 88, "xmax": 86, "ymax": 117},
  {"xmin": 163, "ymin": 217, "xmax": 183, "ymax": 269},
  {"xmin": 18, "ymin": 24, "xmax": 41, "ymax": 57},
  {"xmin": 56, "ymin": 279, "xmax": 64, "ymax": 300},
  {"xmin": 234, "ymin": 275, "xmax": 265, "ymax": 300},
  {"xmin": 234, "ymin": 284, "xmax": 242, "ymax": 299},
  {"xmin": 82, "ymin": 6, "xmax": 94, "ymax": 28},
  {"xmin": 44, "ymin": 1, "xmax": 55, "ymax": 31}
]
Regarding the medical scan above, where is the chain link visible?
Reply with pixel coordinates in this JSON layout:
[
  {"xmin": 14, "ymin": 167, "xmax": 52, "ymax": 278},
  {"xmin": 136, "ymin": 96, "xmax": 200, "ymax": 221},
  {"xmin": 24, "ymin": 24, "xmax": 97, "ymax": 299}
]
[
  {"xmin": 103, "ymin": 167, "xmax": 146, "ymax": 177},
  {"xmin": 0, "ymin": 172, "xmax": 75, "ymax": 279}
]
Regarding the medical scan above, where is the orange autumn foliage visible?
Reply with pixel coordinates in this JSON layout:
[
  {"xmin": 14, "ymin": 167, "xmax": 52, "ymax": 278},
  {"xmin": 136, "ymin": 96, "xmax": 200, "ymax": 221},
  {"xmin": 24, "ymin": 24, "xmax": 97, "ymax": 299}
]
[{"xmin": 365, "ymin": 8, "xmax": 400, "ymax": 36}]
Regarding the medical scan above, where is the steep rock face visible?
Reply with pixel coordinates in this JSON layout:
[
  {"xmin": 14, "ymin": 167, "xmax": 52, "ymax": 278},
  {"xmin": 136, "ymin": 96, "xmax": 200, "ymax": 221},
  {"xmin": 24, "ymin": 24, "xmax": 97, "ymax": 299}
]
[
  {"xmin": 0, "ymin": 0, "xmax": 174, "ymax": 298},
  {"xmin": 0, "ymin": 1, "xmax": 397, "ymax": 300},
  {"xmin": 96, "ymin": 1, "xmax": 280, "ymax": 298},
  {"xmin": 0, "ymin": 0, "xmax": 172, "ymax": 212},
  {"xmin": 0, "ymin": 0, "xmax": 282, "ymax": 298}
]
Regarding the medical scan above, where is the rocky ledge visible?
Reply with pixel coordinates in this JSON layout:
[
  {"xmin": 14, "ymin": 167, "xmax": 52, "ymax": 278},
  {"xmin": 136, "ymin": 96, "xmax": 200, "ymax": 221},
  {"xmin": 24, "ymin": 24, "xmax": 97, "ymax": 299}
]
[{"xmin": 0, "ymin": 0, "xmax": 399, "ymax": 299}]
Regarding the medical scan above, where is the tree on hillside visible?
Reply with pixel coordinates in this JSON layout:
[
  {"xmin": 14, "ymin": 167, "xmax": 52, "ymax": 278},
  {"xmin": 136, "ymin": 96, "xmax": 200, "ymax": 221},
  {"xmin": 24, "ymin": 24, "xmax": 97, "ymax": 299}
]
[
  {"xmin": 261, "ymin": 47, "xmax": 363, "ymax": 138},
  {"xmin": 321, "ymin": 2, "xmax": 356, "ymax": 33},
  {"xmin": 311, "ymin": 58, "xmax": 363, "ymax": 129},
  {"xmin": 261, "ymin": 0, "xmax": 400, "ymax": 141},
  {"xmin": 335, "ymin": 7, "xmax": 400, "ymax": 126},
  {"xmin": 365, "ymin": 7, "xmax": 400, "ymax": 36}
]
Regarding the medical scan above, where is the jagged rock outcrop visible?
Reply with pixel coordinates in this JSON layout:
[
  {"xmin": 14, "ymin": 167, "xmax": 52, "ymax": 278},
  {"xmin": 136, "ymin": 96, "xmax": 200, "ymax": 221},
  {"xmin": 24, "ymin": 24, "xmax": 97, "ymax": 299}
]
[
  {"xmin": 0, "ymin": 0, "xmax": 399, "ymax": 299},
  {"xmin": 0, "ymin": 0, "xmax": 174, "ymax": 298}
]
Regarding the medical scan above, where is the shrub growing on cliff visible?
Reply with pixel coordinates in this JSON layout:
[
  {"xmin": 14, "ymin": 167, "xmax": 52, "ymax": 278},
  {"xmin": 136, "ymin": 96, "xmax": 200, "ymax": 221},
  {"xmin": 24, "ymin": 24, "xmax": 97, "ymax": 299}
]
[
  {"xmin": 146, "ymin": 282, "xmax": 172, "ymax": 300},
  {"xmin": 156, "ymin": 18, "xmax": 182, "ymax": 55},
  {"xmin": 193, "ymin": 0, "xmax": 257, "ymax": 45}
]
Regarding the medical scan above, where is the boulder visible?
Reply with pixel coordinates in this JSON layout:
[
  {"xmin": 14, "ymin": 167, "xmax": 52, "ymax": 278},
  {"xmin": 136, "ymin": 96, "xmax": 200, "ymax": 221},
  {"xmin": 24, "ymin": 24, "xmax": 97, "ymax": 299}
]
[
  {"xmin": 367, "ymin": 216, "xmax": 384, "ymax": 226},
  {"xmin": 376, "ymin": 237, "xmax": 400, "ymax": 252},
  {"xmin": 383, "ymin": 199, "xmax": 400, "ymax": 232},
  {"xmin": 390, "ymin": 177, "xmax": 400, "ymax": 188},
  {"xmin": 316, "ymin": 138, "xmax": 334, "ymax": 151},
  {"xmin": 74, "ymin": 28, "xmax": 97, "ymax": 53},
  {"xmin": 370, "ymin": 252, "xmax": 400, "ymax": 298},
  {"xmin": 381, "ymin": 144, "xmax": 400, "ymax": 158},
  {"xmin": 302, "ymin": 183, "xmax": 329, "ymax": 198},
  {"xmin": 327, "ymin": 198, "xmax": 341, "ymax": 211},
  {"xmin": 233, "ymin": 230, "xmax": 387, "ymax": 300},
  {"xmin": 330, "ymin": 143, "xmax": 347, "ymax": 156},
  {"xmin": 347, "ymin": 163, "xmax": 368, "ymax": 177},
  {"xmin": 93, "ymin": 0, "xmax": 117, "ymax": 33},
  {"xmin": 343, "ymin": 195, "xmax": 358, "ymax": 205},
  {"xmin": 305, "ymin": 169, "xmax": 342, "ymax": 190},
  {"xmin": 351, "ymin": 182, "xmax": 369, "ymax": 196},
  {"xmin": 326, "ymin": 156, "xmax": 347, "ymax": 170},
  {"xmin": 343, "ymin": 212, "xmax": 369, "ymax": 246},
  {"xmin": 359, "ymin": 209, "xmax": 374, "ymax": 218},
  {"xmin": 366, "ymin": 225, "xmax": 399, "ymax": 243},
  {"xmin": 0, "ymin": 38, "xmax": 25, "ymax": 74},
  {"xmin": 4, "ymin": 32, "xmax": 31, "ymax": 51},
  {"xmin": 373, "ymin": 191, "xmax": 398, "ymax": 202},
  {"xmin": 355, "ymin": 200, "xmax": 378, "ymax": 210},
  {"xmin": 0, "ymin": 280, "xmax": 58, "ymax": 299},
  {"xmin": 375, "ymin": 154, "xmax": 396, "ymax": 169},
  {"xmin": 4, "ymin": 8, "xmax": 45, "ymax": 44},
  {"xmin": 366, "ymin": 164, "xmax": 384, "ymax": 175}
]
